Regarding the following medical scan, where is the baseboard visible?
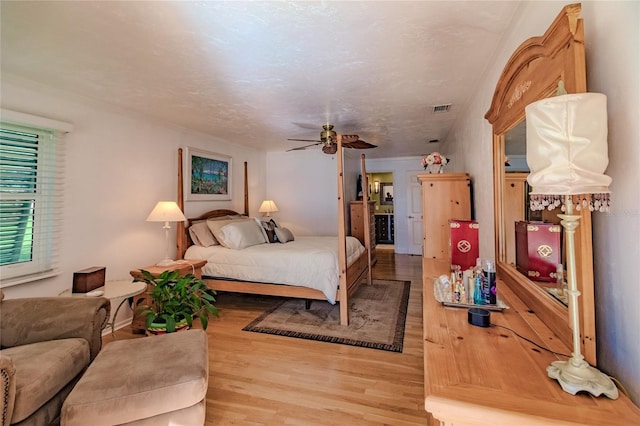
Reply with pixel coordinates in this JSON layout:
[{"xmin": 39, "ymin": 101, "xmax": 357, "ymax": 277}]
[{"xmin": 101, "ymin": 317, "xmax": 133, "ymax": 336}]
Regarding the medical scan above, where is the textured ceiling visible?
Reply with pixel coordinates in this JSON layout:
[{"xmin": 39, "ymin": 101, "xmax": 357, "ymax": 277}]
[{"xmin": 1, "ymin": 1, "xmax": 520, "ymax": 159}]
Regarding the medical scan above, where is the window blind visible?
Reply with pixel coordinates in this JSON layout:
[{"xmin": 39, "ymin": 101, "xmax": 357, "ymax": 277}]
[{"xmin": 0, "ymin": 122, "xmax": 65, "ymax": 286}]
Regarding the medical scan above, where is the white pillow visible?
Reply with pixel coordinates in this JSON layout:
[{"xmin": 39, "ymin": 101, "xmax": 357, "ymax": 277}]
[
  {"xmin": 274, "ymin": 227, "xmax": 295, "ymax": 243},
  {"xmin": 189, "ymin": 221, "xmax": 218, "ymax": 247},
  {"xmin": 217, "ymin": 220, "xmax": 267, "ymax": 249},
  {"xmin": 207, "ymin": 217, "xmax": 251, "ymax": 243}
]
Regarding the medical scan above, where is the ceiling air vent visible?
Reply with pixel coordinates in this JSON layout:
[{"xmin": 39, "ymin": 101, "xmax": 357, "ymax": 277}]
[{"xmin": 432, "ymin": 104, "xmax": 452, "ymax": 113}]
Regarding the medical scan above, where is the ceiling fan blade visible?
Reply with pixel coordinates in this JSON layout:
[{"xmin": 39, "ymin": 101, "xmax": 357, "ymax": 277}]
[
  {"xmin": 288, "ymin": 125, "xmax": 373, "ymax": 154},
  {"xmin": 340, "ymin": 134, "xmax": 361, "ymax": 143},
  {"xmin": 343, "ymin": 139, "xmax": 377, "ymax": 149},
  {"xmin": 286, "ymin": 141, "xmax": 322, "ymax": 152}
]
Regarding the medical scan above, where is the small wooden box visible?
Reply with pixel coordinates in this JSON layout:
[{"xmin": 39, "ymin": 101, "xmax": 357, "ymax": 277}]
[
  {"xmin": 72, "ymin": 266, "xmax": 106, "ymax": 293},
  {"xmin": 515, "ymin": 221, "xmax": 561, "ymax": 282},
  {"xmin": 449, "ymin": 219, "xmax": 479, "ymax": 271}
]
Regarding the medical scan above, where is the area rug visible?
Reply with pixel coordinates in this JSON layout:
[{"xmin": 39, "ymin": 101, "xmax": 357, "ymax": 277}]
[{"xmin": 242, "ymin": 279, "xmax": 411, "ymax": 352}]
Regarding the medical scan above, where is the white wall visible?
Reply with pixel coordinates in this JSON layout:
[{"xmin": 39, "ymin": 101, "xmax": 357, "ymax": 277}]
[
  {"xmin": 445, "ymin": 1, "xmax": 640, "ymax": 404},
  {"xmin": 265, "ymin": 150, "xmax": 338, "ymax": 235},
  {"xmin": 582, "ymin": 0, "xmax": 640, "ymax": 406},
  {"xmin": 264, "ymin": 149, "xmax": 362, "ymax": 236},
  {"xmin": 1, "ymin": 76, "xmax": 267, "ymax": 302}
]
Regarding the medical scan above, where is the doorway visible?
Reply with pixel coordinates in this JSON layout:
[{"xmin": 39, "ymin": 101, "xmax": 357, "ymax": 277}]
[
  {"xmin": 406, "ymin": 171, "xmax": 423, "ymax": 256},
  {"xmin": 367, "ymin": 172, "xmax": 394, "ymax": 249}
]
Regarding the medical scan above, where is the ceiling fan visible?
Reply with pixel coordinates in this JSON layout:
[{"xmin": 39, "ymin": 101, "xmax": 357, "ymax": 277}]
[{"xmin": 287, "ymin": 124, "xmax": 377, "ymax": 155}]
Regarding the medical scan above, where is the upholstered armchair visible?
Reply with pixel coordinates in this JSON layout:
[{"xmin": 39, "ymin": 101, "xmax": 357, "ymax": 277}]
[{"xmin": 0, "ymin": 291, "xmax": 110, "ymax": 426}]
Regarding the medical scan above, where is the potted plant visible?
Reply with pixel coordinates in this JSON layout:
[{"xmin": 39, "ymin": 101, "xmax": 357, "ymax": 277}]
[{"xmin": 134, "ymin": 269, "xmax": 218, "ymax": 334}]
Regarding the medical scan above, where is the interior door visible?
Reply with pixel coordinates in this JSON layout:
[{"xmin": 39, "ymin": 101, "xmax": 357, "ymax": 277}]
[{"xmin": 406, "ymin": 171, "xmax": 423, "ymax": 255}]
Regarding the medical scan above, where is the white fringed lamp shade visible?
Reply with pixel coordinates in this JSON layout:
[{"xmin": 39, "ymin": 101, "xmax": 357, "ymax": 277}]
[{"xmin": 525, "ymin": 93, "xmax": 611, "ymax": 212}]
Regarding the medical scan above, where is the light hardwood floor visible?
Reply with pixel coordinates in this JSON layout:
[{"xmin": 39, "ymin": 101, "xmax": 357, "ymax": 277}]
[{"xmin": 105, "ymin": 251, "xmax": 427, "ymax": 425}]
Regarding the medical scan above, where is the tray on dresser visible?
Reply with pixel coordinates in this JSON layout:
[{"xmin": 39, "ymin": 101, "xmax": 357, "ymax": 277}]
[{"xmin": 433, "ymin": 278, "xmax": 508, "ymax": 311}]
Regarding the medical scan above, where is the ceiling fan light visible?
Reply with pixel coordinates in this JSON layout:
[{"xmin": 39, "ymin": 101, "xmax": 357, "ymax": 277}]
[
  {"xmin": 321, "ymin": 128, "xmax": 337, "ymax": 141},
  {"xmin": 322, "ymin": 144, "xmax": 338, "ymax": 155}
]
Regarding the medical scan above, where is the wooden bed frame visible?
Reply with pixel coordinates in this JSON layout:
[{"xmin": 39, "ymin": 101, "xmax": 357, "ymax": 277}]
[{"xmin": 175, "ymin": 137, "xmax": 372, "ymax": 325}]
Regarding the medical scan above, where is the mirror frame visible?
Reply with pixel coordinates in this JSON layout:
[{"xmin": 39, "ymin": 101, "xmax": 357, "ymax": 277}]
[{"xmin": 485, "ymin": 4, "xmax": 597, "ymax": 364}]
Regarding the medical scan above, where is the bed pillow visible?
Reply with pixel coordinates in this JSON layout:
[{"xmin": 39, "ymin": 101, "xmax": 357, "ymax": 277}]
[
  {"xmin": 206, "ymin": 217, "xmax": 250, "ymax": 242},
  {"xmin": 252, "ymin": 217, "xmax": 272, "ymax": 243},
  {"xmin": 258, "ymin": 218, "xmax": 279, "ymax": 243},
  {"xmin": 274, "ymin": 227, "xmax": 295, "ymax": 243},
  {"xmin": 216, "ymin": 220, "xmax": 268, "ymax": 249},
  {"xmin": 189, "ymin": 221, "xmax": 218, "ymax": 247}
]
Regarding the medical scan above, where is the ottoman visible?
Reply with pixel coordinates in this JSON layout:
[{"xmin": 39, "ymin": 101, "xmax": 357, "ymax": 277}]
[{"xmin": 61, "ymin": 329, "xmax": 208, "ymax": 426}]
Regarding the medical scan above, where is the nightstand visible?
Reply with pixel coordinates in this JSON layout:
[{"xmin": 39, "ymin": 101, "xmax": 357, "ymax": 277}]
[{"xmin": 129, "ymin": 259, "xmax": 207, "ymax": 333}]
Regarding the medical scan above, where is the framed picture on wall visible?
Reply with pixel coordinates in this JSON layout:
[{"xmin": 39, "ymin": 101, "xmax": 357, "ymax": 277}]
[
  {"xmin": 185, "ymin": 147, "xmax": 232, "ymax": 201},
  {"xmin": 380, "ymin": 182, "xmax": 394, "ymax": 205}
]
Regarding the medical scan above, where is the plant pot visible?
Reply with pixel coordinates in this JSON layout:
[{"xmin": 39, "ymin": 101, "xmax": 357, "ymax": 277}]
[{"xmin": 146, "ymin": 319, "xmax": 189, "ymax": 336}]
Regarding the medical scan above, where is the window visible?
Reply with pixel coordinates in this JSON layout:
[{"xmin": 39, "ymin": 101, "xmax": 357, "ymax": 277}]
[{"xmin": 0, "ymin": 110, "xmax": 71, "ymax": 287}]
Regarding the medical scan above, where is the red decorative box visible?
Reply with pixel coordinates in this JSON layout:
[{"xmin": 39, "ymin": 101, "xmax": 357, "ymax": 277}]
[
  {"xmin": 515, "ymin": 221, "xmax": 562, "ymax": 282},
  {"xmin": 449, "ymin": 219, "xmax": 479, "ymax": 271}
]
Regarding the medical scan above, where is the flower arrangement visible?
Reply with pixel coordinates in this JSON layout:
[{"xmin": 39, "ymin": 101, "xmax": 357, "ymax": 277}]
[{"xmin": 422, "ymin": 152, "xmax": 450, "ymax": 173}]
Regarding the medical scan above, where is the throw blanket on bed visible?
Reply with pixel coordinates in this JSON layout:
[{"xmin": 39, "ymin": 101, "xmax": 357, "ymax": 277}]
[{"xmin": 184, "ymin": 236, "xmax": 365, "ymax": 303}]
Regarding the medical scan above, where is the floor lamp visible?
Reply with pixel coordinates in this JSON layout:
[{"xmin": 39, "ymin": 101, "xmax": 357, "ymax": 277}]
[
  {"xmin": 525, "ymin": 91, "xmax": 618, "ymax": 399},
  {"xmin": 146, "ymin": 201, "xmax": 187, "ymax": 267}
]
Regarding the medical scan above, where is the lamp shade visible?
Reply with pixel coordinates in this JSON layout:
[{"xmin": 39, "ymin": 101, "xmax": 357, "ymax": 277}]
[
  {"xmin": 525, "ymin": 93, "xmax": 611, "ymax": 196},
  {"xmin": 146, "ymin": 201, "xmax": 187, "ymax": 223},
  {"xmin": 258, "ymin": 200, "xmax": 279, "ymax": 214}
]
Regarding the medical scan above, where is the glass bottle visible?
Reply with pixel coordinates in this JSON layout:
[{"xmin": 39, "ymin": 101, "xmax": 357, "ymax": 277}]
[
  {"xmin": 473, "ymin": 276, "xmax": 483, "ymax": 305},
  {"xmin": 483, "ymin": 259, "xmax": 496, "ymax": 305},
  {"xmin": 473, "ymin": 258, "xmax": 483, "ymax": 279},
  {"xmin": 473, "ymin": 258, "xmax": 484, "ymax": 305}
]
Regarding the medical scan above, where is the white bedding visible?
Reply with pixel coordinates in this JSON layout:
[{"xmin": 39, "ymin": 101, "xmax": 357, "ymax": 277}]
[{"xmin": 184, "ymin": 236, "xmax": 365, "ymax": 303}]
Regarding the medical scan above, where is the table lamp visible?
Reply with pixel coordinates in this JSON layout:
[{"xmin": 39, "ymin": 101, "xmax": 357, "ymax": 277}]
[
  {"xmin": 525, "ymin": 91, "xmax": 617, "ymax": 399},
  {"xmin": 146, "ymin": 201, "xmax": 187, "ymax": 267},
  {"xmin": 258, "ymin": 200, "xmax": 279, "ymax": 217}
]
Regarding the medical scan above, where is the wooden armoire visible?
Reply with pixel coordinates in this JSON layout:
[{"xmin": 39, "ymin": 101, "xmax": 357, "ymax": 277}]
[{"xmin": 417, "ymin": 173, "xmax": 471, "ymax": 260}]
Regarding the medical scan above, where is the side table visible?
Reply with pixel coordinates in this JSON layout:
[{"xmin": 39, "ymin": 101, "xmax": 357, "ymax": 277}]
[
  {"xmin": 59, "ymin": 280, "xmax": 147, "ymax": 336},
  {"xmin": 129, "ymin": 259, "xmax": 207, "ymax": 333}
]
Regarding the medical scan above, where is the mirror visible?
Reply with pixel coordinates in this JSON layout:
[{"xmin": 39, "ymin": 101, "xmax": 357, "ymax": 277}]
[
  {"xmin": 502, "ymin": 120, "xmax": 528, "ymax": 266},
  {"xmin": 380, "ymin": 182, "xmax": 394, "ymax": 205},
  {"xmin": 485, "ymin": 4, "xmax": 597, "ymax": 365},
  {"xmin": 503, "ymin": 121, "xmax": 566, "ymax": 304}
]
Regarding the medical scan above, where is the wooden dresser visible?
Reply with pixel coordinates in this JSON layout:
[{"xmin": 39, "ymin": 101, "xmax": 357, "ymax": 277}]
[
  {"xmin": 422, "ymin": 258, "xmax": 640, "ymax": 425},
  {"xmin": 418, "ymin": 173, "xmax": 471, "ymax": 261},
  {"xmin": 350, "ymin": 200, "xmax": 376, "ymax": 265}
]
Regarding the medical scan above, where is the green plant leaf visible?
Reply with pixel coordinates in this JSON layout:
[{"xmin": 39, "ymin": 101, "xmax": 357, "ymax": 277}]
[
  {"xmin": 138, "ymin": 270, "xmax": 218, "ymax": 333},
  {"xmin": 200, "ymin": 313, "xmax": 209, "ymax": 330}
]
